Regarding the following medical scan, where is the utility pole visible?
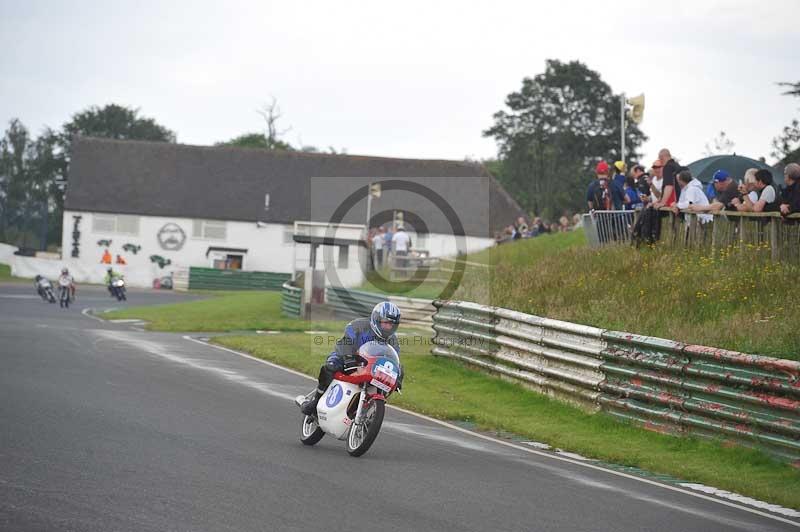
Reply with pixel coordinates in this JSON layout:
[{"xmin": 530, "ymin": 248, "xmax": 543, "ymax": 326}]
[{"xmin": 620, "ymin": 93, "xmax": 626, "ymax": 167}]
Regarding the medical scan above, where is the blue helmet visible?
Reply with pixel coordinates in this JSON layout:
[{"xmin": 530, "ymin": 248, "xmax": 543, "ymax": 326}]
[{"xmin": 370, "ymin": 301, "xmax": 401, "ymax": 339}]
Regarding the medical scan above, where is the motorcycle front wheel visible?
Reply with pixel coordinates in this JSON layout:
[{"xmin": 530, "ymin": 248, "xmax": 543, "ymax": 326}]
[
  {"xmin": 300, "ymin": 414, "xmax": 325, "ymax": 446},
  {"xmin": 347, "ymin": 399, "xmax": 385, "ymax": 457}
]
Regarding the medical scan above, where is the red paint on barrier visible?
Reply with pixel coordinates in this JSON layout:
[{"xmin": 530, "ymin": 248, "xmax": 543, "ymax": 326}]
[{"xmin": 746, "ymin": 392, "xmax": 800, "ymax": 411}]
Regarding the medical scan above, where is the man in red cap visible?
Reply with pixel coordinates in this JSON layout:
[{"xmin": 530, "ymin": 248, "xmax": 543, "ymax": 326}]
[{"xmin": 586, "ymin": 160, "xmax": 623, "ymax": 211}]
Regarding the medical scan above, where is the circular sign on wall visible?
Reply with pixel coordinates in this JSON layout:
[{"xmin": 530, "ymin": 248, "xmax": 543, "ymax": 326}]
[{"xmin": 157, "ymin": 223, "xmax": 187, "ymax": 251}]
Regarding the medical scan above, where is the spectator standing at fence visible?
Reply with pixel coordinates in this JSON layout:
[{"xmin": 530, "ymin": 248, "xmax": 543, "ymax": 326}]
[
  {"xmin": 648, "ymin": 160, "xmax": 664, "ymax": 204},
  {"xmin": 631, "ymin": 164, "xmax": 649, "ymax": 197},
  {"xmin": 780, "ymin": 163, "xmax": 800, "ymax": 218},
  {"xmin": 586, "ymin": 161, "xmax": 609, "ymax": 210},
  {"xmin": 672, "ymin": 170, "xmax": 712, "ymax": 223},
  {"xmin": 372, "ymin": 227, "xmax": 385, "ymax": 269},
  {"xmin": 653, "ymin": 149, "xmax": 680, "ymax": 207},
  {"xmin": 689, "ymin": 169, "xmax": 739, "ymax": 213},
  {"xmin": 612, "ymin": 161, "xmax": 627, "ymax": 191},
  {"xmin": 623, "ymin": 177, "xmax": 643, "ymax": 210},
  {"xmin": 734, "ymin": 169, "xmax": 777, "ymax": 213}
]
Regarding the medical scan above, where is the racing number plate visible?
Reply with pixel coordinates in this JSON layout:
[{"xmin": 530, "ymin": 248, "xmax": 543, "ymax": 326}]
[{"xmin": 370, "ymin": 359, "xmax": 398, "ymax": 392}]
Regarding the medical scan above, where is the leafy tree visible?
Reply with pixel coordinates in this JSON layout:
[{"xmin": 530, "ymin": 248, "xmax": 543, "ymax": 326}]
[
  {"xmin": 0, "ymin": 120, "xmax": 60, "ymax": 249},
  {"xmin": 217, "ymin": 132, "xmax": 292, "ymax": 150},
  {"xmin": 772, "ymin": 81, "xmax": 800, "ymax": 164},
  {"xmin": 484, "ymin": 59, "xmax": 647, "ymax": 218},
  {"xmin": 61, "ymin": 103, "xmax": 176, "ymax": 143}
]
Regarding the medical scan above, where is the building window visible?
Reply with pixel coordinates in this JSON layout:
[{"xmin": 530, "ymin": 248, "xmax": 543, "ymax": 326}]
[
  {"xmin": 193, "ymin": 219, "xmax": 227, "ymax": 240},
  {"xmin": 338, "ymin": 245, "xmax": 349, "ymax": 268},
  {"xmin": 92, "ymin": 214, "xmax": 139, "ymax": 235}
]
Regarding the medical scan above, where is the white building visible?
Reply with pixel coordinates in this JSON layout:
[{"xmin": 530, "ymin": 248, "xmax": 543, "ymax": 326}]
[{"xmin": 59, "ymin": 138, "xmax": 523, "ymax": 287}]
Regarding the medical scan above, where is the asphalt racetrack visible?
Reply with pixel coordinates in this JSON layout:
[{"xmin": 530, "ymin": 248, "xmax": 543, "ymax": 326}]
[{"xmin": 1, "ymin": 283, "xmax": 797, "ymax": 531}]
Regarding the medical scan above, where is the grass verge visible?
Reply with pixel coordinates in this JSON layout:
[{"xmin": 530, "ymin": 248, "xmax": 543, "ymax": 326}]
[
  {"xmin": 0, "ymin": 263, "xmax": 28, "ymax": 283},
  {"xmin": 104, "ymin": 291, "xmax": 340, "ymax": 332},
  {"xmin": 214, "ymin": 332, "xmax": 800, "ymax": 509},
  {"xmin": 456, "ymin": 233, "xmax": 800, "ymax": 360}
]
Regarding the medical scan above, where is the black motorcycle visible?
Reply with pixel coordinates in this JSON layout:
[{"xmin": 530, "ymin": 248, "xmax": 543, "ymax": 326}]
[
  {"xmin": 36, "ymin": 280, "xmax": 56, "ymax": 303},
  {"xmin": 110, "ymin": 277, "xmax": 127, "ymax": 301}
]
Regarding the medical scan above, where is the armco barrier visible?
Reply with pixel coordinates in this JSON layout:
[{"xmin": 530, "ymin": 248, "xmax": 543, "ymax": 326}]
[
  {"xmin": 281, "ymin": 282, "xmax": 303, "ymax": 318},
  {"xmin": 326, "ymin": 286, "xmax": 434, "ymax": 328},
  {"xmin": 431, "ymin": 300, "xmax": 604, "ymax": 409},
  {"xmin": 431, "ymin": 300, "xmax": 800, "ymax": 462},
  {"xmin": 188, "ymin": 267, "xmax": 290, "ymax": 291}
]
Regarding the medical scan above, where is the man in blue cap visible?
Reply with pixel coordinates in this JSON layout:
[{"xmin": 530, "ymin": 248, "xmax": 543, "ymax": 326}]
[{"xmin": 688, "ymin": 169, "xmax": 740, "ymax": 214}]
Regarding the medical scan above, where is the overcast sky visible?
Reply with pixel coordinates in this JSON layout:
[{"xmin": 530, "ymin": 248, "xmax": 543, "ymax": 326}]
[{"xmin": 1, "ymin": 0, "xmax": 798, "ymax": 167}]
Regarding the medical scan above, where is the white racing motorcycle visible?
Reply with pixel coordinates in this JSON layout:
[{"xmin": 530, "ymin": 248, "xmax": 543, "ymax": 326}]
[{"xmin": 294, "ymin": 341, "xmax": 401, "ymax": 457}]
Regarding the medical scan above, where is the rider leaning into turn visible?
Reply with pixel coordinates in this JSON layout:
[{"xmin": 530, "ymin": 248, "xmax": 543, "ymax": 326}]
[{"xmin": 301, "ymin": 301, "xmax": 403, "ymax": 415}]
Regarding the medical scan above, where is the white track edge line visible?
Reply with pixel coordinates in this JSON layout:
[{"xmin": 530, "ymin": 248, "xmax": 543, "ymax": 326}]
[
  {"xmin": 181, "ymin": 335, "xmax": 799, "ymax": 527},
  {"xmin": 81, "ymin": 307, "xmax": 106, "ymax": 323}
]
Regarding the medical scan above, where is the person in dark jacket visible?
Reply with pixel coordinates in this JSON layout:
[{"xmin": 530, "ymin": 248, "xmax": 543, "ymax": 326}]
[
  {"xmin": 653, "ymin": 148, "xmax": 681, "ymax": 208},
  {"xmin": 780, "ymin": 163, "xmax": 800, "ymax": 218},
  {"xmin": 301, "ymin": 302, "xmax": 403, "ymax": 415}
]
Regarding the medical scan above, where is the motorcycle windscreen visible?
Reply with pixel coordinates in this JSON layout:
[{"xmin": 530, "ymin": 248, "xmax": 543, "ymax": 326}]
[{"xmin": 359, "ymin": 341, "xmax": 400, "ymax": 393}]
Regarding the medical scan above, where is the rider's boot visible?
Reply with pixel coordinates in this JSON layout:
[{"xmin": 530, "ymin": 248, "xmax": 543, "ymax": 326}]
[{"xmin": 300, "ymin": 388, "xmax": 324, "ymax": 416}]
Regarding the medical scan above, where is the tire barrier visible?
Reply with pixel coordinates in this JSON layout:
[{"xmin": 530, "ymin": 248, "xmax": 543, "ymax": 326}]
[{"xmin": 432, "ymin": 300, "xmax": 800, "ymax": 463}]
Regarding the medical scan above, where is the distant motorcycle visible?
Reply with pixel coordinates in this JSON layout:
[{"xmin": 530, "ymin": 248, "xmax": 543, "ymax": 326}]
[
  {"xmin": 294, "ymin": 341, "xmax": 401, "ymax": 457},
  {"xmin": 36, "ymin": 278, "xmax": 56, "ymax": 303},
  {"xmin": 110, "ymin": 277, "xmax": 127, "ymax": 301}
]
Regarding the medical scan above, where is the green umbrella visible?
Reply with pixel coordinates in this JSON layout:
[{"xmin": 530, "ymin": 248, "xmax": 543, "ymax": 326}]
[{"xmin": 687, "ymin": 154, "xmax": 773, "ymax": 183}]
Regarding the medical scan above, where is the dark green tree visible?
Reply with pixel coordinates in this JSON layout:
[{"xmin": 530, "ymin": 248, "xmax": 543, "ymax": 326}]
[
  {"xmin": 772, "ymin": 81, "xmax": 800, "ymax": 164},
  {"xmin": 217, "ymin": 132, "xmax": 292, "ymax": 150},
  {"xmin": 60, "ymin": 103, "xmax": 176, "ymax": 143},
  {"xmin": 0, "ymin": 120, "xmax": 61, "ymax": 249},
  {"xmin": 484, "ymin": 59, "xmax": 647, "ymax": 218}
]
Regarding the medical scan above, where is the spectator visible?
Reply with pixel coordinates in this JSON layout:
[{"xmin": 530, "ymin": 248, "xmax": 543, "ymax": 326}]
[
  {"xmin": 559, "ymin": 215, "xmax": 570, "ymax": 232},
  {"xmin": 623, "ymin": 176, "xmax": 644, "ymax": 210},
  {"xmin": 513, "ymin": 216, "xmax": 529, "ymax": 240},
  {"xmin": 115, "ymin": 254, "xmax": 127, "ymax": 265},
  {"xmin": 735, "ymin": 169, "xmax": 777, "ymax": 213},
  {"xmin": 587, "ymin": 161, "xmax": 624, "ymax": 211},
  {"xmin": 631, "ymin": 164, "xmax": 649, "ymax": 197},
  {"xmin": 672, "ymin": 170, "xmax": 712, "ymax": 223},
  {"xmin": 741, "ymin": 168, "xmax": 759, "ymax": 203},
  {"xmin": 392, "ymin": 226, "xmax": 411, "ymax": 266},
  {"xmin": 571, "ymin": 213, "xmax": 582, "ymax": 231},
  {"xmin": 100, "ymin": 249, "xmax": 112, "ymax": 264},
  {"xmin": 653, "ymin": 148, "xmax": 680, "ymax": 207},
  {"xmin": 689, "ymin": 169, "xmax": 739, "ymax": 213},
  {"xmin": 612, "ymin": 161, "xmax": 627, "ymax": 191},
  {"xmin": 649, "ymin": 160, "xmax": 664, "ymax": 204},
  {"xmin": 586, "ymin": 161, "xmax": 610, "ymax": 210},
  {"xmin": 780, "ymin": 163, "xmax": 800, "ymax": 218},
  {"xmin": 372, "ymin": 227, "xmax": 385, "ymax": 269},
  {"xmin": 384, "ymin": 225, "xmax": 394, "ymax": 253}
]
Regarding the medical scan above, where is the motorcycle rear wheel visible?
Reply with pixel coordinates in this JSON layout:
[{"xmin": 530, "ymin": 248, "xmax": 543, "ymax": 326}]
[
  {"xmin": 300, "ymin": 414, "xmax": 325, "ymax": 446},
  {"xmin": 347, "ymin": 399, "xmax": 385, "ymax": 457}
]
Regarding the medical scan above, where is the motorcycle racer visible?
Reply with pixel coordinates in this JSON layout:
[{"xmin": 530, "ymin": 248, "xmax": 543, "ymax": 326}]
[{"xmin": 301, "ymin": 301, "xmax": 403, "ymax": 415}]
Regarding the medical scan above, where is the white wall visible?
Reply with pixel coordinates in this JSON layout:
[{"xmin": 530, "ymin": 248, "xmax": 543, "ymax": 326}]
[
  {"xmin": 0, "ymin": 243, "xmax": 18, "ymax": 265},
  {"xmin": 59, "ymin": 211, "xmax": 369, "ymax": 288},
  {"xmin": 53, "ymin": 211, "xmax": 496, "ymax": 289}
]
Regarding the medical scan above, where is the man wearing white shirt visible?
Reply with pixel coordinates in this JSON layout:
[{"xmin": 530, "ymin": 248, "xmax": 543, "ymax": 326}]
[
  {"xmin": 672, "ymin": 170, "xmax": 712, "ymax": 223},
  {"xmin": 392, "ymin": 226, "xmax": 411, "ymax": 267}
]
